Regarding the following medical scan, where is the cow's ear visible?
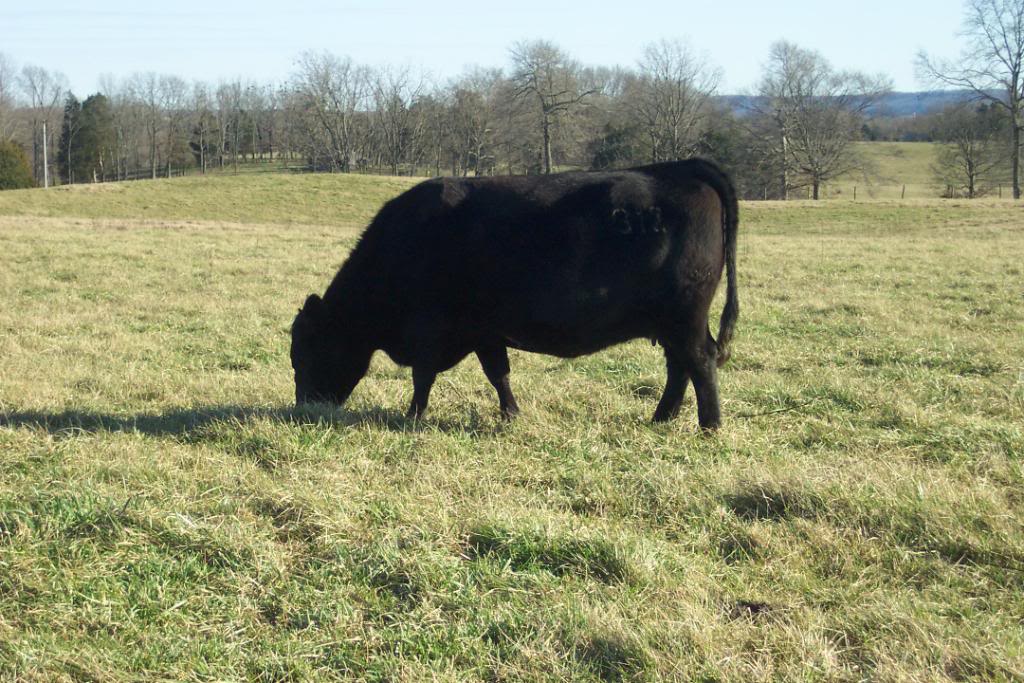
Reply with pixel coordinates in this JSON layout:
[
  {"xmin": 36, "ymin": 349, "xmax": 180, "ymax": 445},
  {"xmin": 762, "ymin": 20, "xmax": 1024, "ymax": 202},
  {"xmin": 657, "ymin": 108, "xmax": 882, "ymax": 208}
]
[{"xmin": 302, "ymin": 293, "xmax": 323, "ymax": 317}]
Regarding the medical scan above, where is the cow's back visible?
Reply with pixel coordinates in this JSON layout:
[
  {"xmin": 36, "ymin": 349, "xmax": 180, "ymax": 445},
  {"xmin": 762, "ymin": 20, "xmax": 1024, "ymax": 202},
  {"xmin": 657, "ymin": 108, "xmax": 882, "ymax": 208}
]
[{"xmin": 326, "ymin": 164, "xmax": 729, "ymax": 358}]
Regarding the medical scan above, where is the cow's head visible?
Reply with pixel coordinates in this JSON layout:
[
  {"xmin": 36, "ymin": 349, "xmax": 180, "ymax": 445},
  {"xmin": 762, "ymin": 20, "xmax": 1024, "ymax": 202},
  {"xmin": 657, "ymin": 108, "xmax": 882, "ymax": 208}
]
[{"xmin": 290, "ymin": 294, "xmax": 368, "ymax": 406}]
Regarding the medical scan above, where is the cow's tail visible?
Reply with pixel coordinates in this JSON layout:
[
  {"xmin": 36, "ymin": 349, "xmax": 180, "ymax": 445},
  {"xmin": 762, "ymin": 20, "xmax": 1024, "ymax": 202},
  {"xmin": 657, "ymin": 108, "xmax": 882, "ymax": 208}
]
[
  {"xmin": 715, "ymin": 166, "xmax": 739, "ymax": 367},
  {"xmin": 685, "ymin": 159, "xmax": 739, "ymax": 368}
]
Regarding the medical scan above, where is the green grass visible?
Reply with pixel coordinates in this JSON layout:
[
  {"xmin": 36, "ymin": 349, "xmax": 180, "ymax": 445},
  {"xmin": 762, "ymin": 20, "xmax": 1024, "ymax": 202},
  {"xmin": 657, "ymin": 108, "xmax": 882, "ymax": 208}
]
[
  {"xmin": 818, "ymin": 142, "xmax": 935, "ymax": 200},
  {"xmin": 828, "ymin": 142, "xmax": 1013, "ymax": 200},
  {"xmin": 1, "ymin": 172, "xmax": 1023, "ymax": 681},
  {"xmin": 858, "ymin": 141, "xmax": 939, "ymax": 185},
  {"xmin": 0, "ymin": 171, "xmax": 420, "ymax": 227}
]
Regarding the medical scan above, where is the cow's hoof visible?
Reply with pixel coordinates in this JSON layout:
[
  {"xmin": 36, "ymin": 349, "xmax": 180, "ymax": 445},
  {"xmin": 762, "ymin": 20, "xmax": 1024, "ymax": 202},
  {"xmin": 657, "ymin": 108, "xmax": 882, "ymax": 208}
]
[{"xmin": 501, "ymin": 405, "xmax": 520, "ymax": 420}]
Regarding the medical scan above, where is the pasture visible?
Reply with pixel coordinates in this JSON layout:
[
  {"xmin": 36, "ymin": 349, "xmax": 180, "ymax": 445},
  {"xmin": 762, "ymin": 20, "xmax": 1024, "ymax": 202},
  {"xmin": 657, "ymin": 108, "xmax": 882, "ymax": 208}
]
[
  {"xmin": 833, "ymin": 142, "xmax": 943, "ymax": 200},
  {"xmin": 0, "ymin": 175, "xmax": 1022, "ymax": 681},
  {"xmin": 818, "ymin": 142, "xmax": 989, "ymax": 201}
]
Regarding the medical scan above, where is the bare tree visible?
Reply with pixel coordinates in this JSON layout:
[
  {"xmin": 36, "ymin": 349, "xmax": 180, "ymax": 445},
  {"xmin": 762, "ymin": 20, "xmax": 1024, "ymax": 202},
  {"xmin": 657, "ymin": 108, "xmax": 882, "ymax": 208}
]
[
  {"xmin": 216, "ymin": 80, "xmax": 244, "ymax": 171},
  {"xmin": 487, "ymin": 73, "xmax": 537, "ymax": 175},
  {"xmin": 932, "ymin": 103, "xmax": 1010, "ymax": 197},
  {"xmin": 917, "ymin": 0, "xmax": 1024, "ymax": 198},
  {"xmin": 160, "ymin": 75, "xmax": 188, "ymax": 177},
  {"xmin": 448, "ymin": 68, "xmax": 502, "ymax": 175},
  {"xmin": 370, "ymin": 65, "xmax": 425, "ymax": 175},
  {"xmin": 291, "ymin": 52, "xmax": 369, "ymax": 171},
  {"xmin": 245, "ymin": 83, "xmax": 278, "ymax": 162},
  {"xmin": 189, "ymin": 82, "xmax": 214, "ymax": 173},
  {"xmin": 0, "ymin": 52, "xmax": 19, "ymax": 142},
  {"xmin": 753, "ymin": 41, "xmax": 889, "ymax": 199},
  {"xmin": 129, "ymin": 72, "xmax": 163, "ymax": 179},
  {"xmin": 18, "ymin": 65, "xmax": 67, "ymax": 184},
  {"xmin": 99, "ymin": 74, "xmax": 141, "ymax": 180},
  {"xmin": 509, "ymin": 40, "xmax": 596, "ymax": 173},
  {"xmin": 633, "ymin": 39, "xmax": 721, "ymax": 162},
  {"xmin": 414, "ymin": 87, "xmax": 450, "ymax": 177},
  {"xmin": 583, "ymin": 67, "xmax": 645, "ymax": 170}
]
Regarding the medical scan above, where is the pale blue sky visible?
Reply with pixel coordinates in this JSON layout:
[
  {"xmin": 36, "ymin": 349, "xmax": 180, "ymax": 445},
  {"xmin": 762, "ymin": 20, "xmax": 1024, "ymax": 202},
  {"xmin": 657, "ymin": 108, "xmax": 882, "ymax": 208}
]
[{"xmin": 2, "ymin": 0, "xmax": 966, "ymax": 94}]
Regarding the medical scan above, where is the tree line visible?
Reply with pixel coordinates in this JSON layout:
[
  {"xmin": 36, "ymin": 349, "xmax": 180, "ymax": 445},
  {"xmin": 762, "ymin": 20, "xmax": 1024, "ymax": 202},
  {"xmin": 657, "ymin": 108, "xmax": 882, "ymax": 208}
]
[
  {"xmin": 1, "ymin": 39, "xmax": 891, "ymax": 200},
  {"xmin": 2, "ymin": 1, "xmax": 1023, "ymax": 200}
]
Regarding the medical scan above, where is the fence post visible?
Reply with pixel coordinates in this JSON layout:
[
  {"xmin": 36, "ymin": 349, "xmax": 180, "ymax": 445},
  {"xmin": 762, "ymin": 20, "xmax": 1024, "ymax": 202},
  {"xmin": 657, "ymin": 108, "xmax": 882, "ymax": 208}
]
[
  {"xmin": 854, "ymin": 185, "xmax": 857, "ymax": 201},
  {"xmin": 901, "ymin": 184, "xmax": 906, "ymax": 199}
]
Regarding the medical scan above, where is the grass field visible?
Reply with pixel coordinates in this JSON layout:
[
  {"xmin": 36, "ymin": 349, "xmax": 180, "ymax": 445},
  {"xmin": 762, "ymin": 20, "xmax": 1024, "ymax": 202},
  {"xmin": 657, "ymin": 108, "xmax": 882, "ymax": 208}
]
[
  {"xmin": 1, "ymin": 174, "xmax": 1022, "ymax": 681},
  {"xmin": 824, "ymin": 142, "xmax": 1013, "ymax": 201},
  {"xmin": 821, "ymin": 142, "xmax": 938, "ymax": 200}
]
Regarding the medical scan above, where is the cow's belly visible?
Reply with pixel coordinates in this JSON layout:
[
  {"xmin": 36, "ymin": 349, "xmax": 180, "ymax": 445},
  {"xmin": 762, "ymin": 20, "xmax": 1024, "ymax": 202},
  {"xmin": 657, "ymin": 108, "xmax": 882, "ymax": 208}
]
[
  {"xmin": 502, "ymin": 331, "xmax": 640, "ymax": 358},
  {"xmin": 492, "ymin": 296, "xmax": 653, "ymax": 358}
]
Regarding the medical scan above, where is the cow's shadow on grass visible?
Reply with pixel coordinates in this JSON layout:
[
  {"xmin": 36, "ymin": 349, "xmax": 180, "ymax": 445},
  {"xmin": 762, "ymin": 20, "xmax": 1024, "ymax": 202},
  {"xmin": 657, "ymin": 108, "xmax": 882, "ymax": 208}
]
[{"xmin": 0, "ymin": 403, "xmax": 500, "ymax": 439}]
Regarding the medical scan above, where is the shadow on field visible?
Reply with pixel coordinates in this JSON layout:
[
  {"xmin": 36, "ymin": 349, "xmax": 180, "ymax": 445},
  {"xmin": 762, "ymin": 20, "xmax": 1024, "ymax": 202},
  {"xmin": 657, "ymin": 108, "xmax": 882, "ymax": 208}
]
[{"xmin": 0, "ymin": 404, "xmax": 487, "ymax": 438}]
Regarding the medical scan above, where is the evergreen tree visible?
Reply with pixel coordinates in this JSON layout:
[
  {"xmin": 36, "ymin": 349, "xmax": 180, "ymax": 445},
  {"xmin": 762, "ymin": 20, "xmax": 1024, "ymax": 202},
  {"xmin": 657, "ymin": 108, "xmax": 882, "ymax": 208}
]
[
  {"xmin": 78, "ymin": 94, "xmax": 115, "ymax": 182},
  {"xmin": 57, "ymin": 93, "xmax": 116, "ymax": 184},
  {"xmin": 57, "ymin": 93, "xmax": 81, "ymax": 184},
  {"xmin": 587, "ymin": 123, "xmax": 640, "ymax": 170}
]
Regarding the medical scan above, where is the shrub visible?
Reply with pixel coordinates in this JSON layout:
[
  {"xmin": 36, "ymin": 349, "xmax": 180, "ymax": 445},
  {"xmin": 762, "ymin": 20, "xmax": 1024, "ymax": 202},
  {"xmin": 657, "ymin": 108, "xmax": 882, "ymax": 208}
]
[{"xmin": 0, "ymin": 140, "xmax": 35, "ymax": 190}]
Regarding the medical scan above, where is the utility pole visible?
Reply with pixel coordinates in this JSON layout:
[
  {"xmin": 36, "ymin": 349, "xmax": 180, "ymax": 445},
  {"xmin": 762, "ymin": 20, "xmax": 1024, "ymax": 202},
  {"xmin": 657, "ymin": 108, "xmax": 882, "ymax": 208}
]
[{"xmin": 42, "ymin": 121, "xmax": 49, "ymax": 188}]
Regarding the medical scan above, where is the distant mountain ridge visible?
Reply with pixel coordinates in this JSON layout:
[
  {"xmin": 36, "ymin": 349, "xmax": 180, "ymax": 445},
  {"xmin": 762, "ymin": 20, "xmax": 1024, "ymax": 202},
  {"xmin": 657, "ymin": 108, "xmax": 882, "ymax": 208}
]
[{"xmin": 718, "ymin": 90, "xmax": 1001, "ymax": 118}]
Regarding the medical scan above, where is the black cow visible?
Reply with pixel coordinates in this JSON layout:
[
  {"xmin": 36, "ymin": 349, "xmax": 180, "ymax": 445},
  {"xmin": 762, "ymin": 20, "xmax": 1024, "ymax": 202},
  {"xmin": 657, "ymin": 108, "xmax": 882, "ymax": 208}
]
[{"xmin": 291, "ymin": 158, "xmax": 738, "ymax": 429}]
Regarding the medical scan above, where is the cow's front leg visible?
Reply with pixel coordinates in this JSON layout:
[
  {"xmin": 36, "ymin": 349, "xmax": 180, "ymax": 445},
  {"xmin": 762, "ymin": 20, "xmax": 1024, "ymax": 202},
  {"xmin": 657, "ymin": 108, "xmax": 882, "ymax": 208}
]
[
  {"xmin": 476, "ymin": 344, "xmax": 520, "ymax": 419},
  {"xmin": 407, "ymin": 367, "xmax": 437, "ymax": 419},
  {"xmin": 652, "ymin": 350, "xmax": 690, "ymax": 423}
]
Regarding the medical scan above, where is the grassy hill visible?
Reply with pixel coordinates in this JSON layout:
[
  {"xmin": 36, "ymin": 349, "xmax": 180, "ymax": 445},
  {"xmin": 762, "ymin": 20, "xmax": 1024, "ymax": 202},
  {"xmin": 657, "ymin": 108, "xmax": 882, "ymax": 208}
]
[
  {"xmin": 0, "ymin": 141, "xmax": 979, "ymax": 208},
  {"xmin": 816, "ymin": 142, "xmax": 936, "ymax": 200},
  {"xmin": 0, "ymin": 171, "xmax": 420, "ymax": 227},
  {"xmin": 826, "ymin": 142, "xmax": 1014, "ymax": 200},
  {"xmin": 858, "ymin": 141, "xmax": 939, "ymax": 185},
  {"xmin": 1, "ymin": 172, "xmax": 1022, "ymax": 680}
]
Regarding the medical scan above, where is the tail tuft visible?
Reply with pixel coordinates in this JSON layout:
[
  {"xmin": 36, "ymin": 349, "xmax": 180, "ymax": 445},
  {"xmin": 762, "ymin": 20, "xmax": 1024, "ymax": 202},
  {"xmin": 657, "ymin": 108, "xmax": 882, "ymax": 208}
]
[{"xmin": 716, "ymin": 296, "xmax": 738, "ymax": 367}]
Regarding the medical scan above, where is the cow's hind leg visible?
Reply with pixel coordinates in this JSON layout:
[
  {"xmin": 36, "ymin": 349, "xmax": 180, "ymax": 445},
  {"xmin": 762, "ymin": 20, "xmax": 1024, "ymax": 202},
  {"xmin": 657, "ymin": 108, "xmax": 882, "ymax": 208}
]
[
  {"xmin": 476, "ymin": 343, "xmax": 520, "ymax": 419},
  {"xmin": 652, "ymin": 349, "xmax": 690, "ymax": 423},
  {"xmin": 682, "ymin": 331, "xmax": 722, "ymax": 430},
  {"xmin": 407, "ymin": 367, "xmax": 437, "ymax": 419}
]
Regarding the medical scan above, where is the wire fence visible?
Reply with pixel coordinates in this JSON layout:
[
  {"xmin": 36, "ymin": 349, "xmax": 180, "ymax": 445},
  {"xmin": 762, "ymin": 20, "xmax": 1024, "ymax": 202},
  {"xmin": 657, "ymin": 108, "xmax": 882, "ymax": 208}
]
[
  {"xmin": 41, "ymin": 159, "xmax": 1023, "ymax": 202},
  {"xmin": 754, "ymin": 182, "xmax": 1018, "ymax": 201}
]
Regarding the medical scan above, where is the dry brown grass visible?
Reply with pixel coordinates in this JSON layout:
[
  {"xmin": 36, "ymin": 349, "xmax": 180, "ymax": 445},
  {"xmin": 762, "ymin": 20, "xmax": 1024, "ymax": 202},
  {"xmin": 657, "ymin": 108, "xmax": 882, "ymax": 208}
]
[{"xmin": 1, "ymin": 174, "xmax": 1022, "ymax": 680}]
